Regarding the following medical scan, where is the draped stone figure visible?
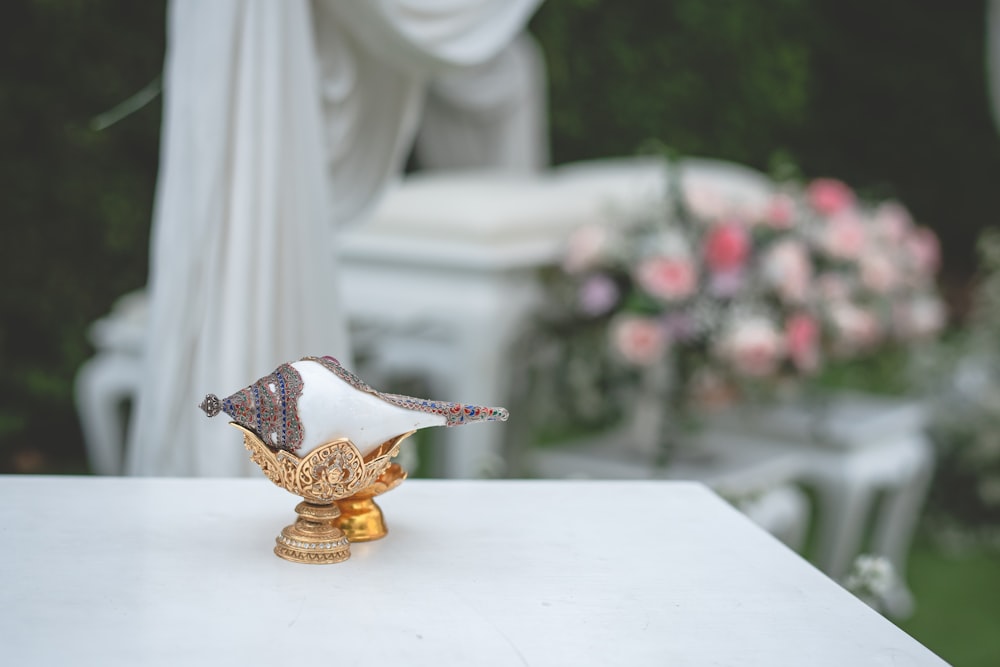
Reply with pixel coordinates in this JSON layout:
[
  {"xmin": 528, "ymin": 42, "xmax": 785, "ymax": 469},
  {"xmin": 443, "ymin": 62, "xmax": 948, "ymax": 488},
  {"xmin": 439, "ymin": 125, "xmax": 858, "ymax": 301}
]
[
  {"xmin": 415, "ymin": 33, "xmax": 549, "ymax": 172},
  {"xmin": 126, "ymin": 0, "xmax": 541, "ymax": 475}
]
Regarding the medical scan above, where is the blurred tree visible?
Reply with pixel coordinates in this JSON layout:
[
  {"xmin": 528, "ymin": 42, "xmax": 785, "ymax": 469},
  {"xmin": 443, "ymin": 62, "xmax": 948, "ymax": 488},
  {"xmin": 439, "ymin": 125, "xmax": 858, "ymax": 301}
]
[
  {"xmin": 0, "ymin": 0, "xmax": 164, "ymax": 471},
  {"xmin": 532, "ymin": 0, "xmax": 1000, "ymax": 282},
  {"xmin": 799, "ymin": 0, "xmax": 1000, "ymax": 290},
  {"xmin": 532, "ymin": 0, "xmax": 813, "ymax": 167}
]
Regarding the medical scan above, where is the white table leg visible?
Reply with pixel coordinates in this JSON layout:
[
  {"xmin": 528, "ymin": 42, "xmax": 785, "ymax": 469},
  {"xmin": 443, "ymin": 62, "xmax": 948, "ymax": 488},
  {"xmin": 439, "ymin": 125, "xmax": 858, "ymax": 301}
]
[{"xmin": 812, "ymin": 469, "xmax": 879, "ymax": 581}]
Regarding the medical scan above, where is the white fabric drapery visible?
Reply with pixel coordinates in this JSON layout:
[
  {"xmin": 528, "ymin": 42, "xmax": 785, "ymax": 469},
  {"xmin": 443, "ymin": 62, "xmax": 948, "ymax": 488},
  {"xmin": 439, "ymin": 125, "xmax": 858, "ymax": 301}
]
[{"xmin": 126, "ymin": 0, "xmax": 541, "ymax": 476}]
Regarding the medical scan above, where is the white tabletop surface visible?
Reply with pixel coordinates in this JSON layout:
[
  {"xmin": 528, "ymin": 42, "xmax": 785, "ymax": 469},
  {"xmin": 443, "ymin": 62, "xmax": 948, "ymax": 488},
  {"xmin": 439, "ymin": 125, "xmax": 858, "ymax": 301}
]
[{"xmin": 0, "ymin": 476, "xmax": 946, "ymax": 666}]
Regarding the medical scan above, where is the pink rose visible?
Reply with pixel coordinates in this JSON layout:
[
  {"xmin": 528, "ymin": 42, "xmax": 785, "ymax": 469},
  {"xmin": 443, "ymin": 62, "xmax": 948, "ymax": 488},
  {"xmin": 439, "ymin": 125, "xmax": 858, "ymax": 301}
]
[
  {"xmin": 563, "ymin": 225, "xmax": 611, "ymax": 274},
  {"xmin": 762, "ymin": 239, "xmax": 813, "ymax": 303},
  {"xmin": 873, "ymin": 202, "xmax": 913, "ymax": 243},
  {"xmin": 807, "ymin": 178, "xmax": 856, "ymax": 216},
  {"xmin": 785, "ymin": 313, "xmax": 821, "ymax": 373},
  {"xmin": 716, "ymin": 317, "xmax": 785, "ymax": 378},
  {"xmin": 822, "ymin": 211, "xmax": 867, "ymax": 260},
  {"xmin": 578, "ymin": 274, "xmax": 620, "ymax": 316},
  {"xmin": 905, "ymin": 226, "xmax": 941, "ymax": 277},
  {"xmin": 828, "ymin": 302, "xmax": 881, "ymax": 356},
  {"xmin": 859, "ymin": 253, "xmax": 900, "ymax": 294},
  {"xmin": 634, "ymin": 256, "xmax": 697, "ymax": 302},
  {"xmin": 704, "ymin": 222, "xmax": 750, "ymax": 273},
  {"xmin": 761, "ymin": 193, "xmax": 796, "ymax": 229},
  {"xmin": 612, "ymin": 316, "xmax": 669, "ymax": 365}
]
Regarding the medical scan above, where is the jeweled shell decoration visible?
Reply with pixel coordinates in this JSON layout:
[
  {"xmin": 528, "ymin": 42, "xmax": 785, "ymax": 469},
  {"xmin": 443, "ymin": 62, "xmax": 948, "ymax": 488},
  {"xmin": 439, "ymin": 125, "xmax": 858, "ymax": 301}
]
[{"xmin": 199, "ymin": 355, "xmax": 509, "ymax": 456}]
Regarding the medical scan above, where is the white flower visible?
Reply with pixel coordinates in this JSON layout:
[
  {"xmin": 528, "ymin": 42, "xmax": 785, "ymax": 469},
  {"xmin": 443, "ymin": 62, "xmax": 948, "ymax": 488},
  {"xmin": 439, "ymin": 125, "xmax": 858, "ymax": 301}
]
[
  {"xmin": 895, "ymin": 296, "xmax": 946, "ymax": 339},
  {"xmin": 828, "ymin": 301, "xmax": 881, "ymax": 354},
  {"xmin": 715, "ymin": 315, "xmax": 786, "ymax": 378},
  {"xmin": 845, "ymin": 554, "xmax": 897, "ymax": 602},
  {"xmin": 563, "ymin": 225, "xmax": 612, "ymax": 273}
]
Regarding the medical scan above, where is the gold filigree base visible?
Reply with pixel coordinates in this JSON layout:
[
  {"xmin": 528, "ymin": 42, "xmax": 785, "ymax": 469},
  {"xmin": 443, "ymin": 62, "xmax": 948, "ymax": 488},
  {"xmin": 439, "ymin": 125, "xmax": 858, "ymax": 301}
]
[
  {"xmin": 232, "ymin": 423, "xmax": 414, "ymax": 564},
  {"xmin": 273, "ymin": 501, "xmax": 351, "ymax": 564}
]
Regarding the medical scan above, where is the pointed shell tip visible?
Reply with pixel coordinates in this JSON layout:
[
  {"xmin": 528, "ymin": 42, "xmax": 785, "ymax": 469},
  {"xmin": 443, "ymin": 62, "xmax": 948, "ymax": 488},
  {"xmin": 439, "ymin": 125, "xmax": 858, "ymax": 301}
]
[{"xmin": 200, "ymin": 394, "xmax": 222, "ymax": 417}]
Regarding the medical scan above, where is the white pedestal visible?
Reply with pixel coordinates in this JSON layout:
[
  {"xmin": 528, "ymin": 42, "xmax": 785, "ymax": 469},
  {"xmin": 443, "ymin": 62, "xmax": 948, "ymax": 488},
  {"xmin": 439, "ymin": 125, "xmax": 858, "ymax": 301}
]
[{"xmin": 338, "ymin": 223, "xmax": 561, "ymax": 478}]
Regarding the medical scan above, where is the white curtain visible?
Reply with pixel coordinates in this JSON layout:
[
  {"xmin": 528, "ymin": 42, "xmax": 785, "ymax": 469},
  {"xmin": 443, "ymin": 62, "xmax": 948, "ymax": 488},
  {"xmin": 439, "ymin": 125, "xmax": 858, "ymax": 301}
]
[{"xmin": 126, "ymin": 0, "xmax": 541, "ymax": 476}]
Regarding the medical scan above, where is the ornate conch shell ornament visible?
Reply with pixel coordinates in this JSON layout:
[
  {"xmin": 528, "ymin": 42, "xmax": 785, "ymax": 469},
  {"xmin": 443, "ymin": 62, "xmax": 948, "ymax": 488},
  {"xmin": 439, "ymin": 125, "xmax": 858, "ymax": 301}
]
[{"xmin": 200, "ymin": 355, "xmax": 508, "ymax": 564}]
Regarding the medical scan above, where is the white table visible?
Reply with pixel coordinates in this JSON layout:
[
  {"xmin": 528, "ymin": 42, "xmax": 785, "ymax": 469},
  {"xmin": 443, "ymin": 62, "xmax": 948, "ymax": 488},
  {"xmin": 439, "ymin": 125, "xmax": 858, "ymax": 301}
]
[{"xmin": 0, "ymin": 476, "xmax": 945, "ymax": 666}]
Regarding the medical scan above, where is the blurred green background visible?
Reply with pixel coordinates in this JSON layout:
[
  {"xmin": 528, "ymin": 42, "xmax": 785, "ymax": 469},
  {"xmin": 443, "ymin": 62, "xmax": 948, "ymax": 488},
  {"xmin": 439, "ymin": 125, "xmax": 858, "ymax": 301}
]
[{"xmin": 1, "ymin": 1, "xmax": 998, "ymax": 663}]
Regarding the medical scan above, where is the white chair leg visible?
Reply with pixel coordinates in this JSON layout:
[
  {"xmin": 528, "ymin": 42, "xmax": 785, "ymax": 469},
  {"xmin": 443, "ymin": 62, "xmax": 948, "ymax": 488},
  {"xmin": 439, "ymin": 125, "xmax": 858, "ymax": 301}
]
[
  {"xmin": 74, "ymin": 354, "xmax": 142, "ymax": 476},
  {"xmin": 813, "ymin": 475, "xmax": 879, "ymax": 581},
  {"xmin": 867, "ymin": 440, "xmax": 934, "ymax": 618}
]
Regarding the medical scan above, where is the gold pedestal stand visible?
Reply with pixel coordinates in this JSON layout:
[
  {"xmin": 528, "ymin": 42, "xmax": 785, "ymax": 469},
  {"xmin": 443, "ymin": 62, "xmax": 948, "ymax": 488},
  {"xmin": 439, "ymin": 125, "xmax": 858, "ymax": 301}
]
[
  {"xmin": 274, "ymin": 501, "xmax": 351, "ymax": 564},
  {"xmin": 232, "ymin": 424, "xmax": 412, "ymax": 564},
  {"xmin": 336, "ymin": 463, "xmax": 408, "ymax": 542}
]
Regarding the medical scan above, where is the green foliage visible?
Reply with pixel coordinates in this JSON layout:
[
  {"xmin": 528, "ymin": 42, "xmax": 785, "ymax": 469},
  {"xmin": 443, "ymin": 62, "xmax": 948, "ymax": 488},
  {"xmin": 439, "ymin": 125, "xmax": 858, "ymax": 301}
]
[
  {"xmin": 924, "ymin": 230, "xmax": 1000, "ymax": 540},
  {"xmin": 0, "ymin": 0, "xmax": 164, "ymax": 470},
  {"xmin": 532, "ymin": 0, "xmax": 813, "ymax": 168},
  {"xmin": 531, "ymin": 0, "xmax": 1000, "ymax": 272},
  {"xmin": 898, "ymin": 542, "xmax": 1000, "ymax": 667}
]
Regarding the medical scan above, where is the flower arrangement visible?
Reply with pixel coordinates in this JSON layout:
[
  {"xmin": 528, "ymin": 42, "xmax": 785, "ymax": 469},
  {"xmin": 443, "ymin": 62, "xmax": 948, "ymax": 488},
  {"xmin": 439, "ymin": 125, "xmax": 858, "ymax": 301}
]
[{"xmin": 558, "ymin": 161, "xmax": 945, "ymax": 425}]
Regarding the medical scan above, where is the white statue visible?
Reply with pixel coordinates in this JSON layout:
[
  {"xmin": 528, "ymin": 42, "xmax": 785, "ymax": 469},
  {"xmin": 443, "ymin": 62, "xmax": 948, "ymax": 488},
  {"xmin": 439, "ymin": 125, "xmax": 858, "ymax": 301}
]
[
  {"xmin": 126, "ymin": 0, "xmax": 541, "ymax": 476},
  {"xmin": 415, "ymin": 32, "xmax": 549, "ymax": 172}
]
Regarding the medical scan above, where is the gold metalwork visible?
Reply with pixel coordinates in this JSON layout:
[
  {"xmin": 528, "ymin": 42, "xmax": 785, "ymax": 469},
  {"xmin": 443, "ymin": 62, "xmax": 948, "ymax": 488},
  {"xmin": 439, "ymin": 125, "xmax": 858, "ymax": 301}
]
[
  {"xmin": 336, "ymin": 463, "xmax": 408, "ymax": 542},
  {"xmin": 232, "ymin": 423, "xmax": 413, "ymax": 564}
]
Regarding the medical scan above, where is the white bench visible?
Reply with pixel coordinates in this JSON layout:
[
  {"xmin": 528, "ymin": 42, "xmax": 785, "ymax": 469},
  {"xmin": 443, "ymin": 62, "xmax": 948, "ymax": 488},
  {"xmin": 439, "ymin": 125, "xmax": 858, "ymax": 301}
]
[
  {"xmin": 75, "ymin": 156, "xmax": 775, "ymax": 478},
  {"xmin": 714, "ymin": 393, "xmax": 934, "ymax": 618}
]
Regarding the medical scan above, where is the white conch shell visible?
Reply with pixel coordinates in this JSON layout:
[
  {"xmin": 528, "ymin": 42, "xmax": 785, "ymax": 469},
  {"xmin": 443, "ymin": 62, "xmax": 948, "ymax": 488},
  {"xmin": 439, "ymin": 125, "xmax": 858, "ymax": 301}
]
[
  {"xmin": 292, "ymin": 359, "xmax": 445, "ymax": 456},
  {"xmin": 200, "ymin": 355, "xmax": 508, "ymax": 458}
]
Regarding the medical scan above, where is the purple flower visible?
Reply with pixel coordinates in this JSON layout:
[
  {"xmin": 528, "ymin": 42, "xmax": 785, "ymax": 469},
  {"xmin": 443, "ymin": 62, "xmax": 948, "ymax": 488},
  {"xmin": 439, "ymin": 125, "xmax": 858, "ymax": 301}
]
[
  {"xmin": 707, "ymin": 269, "xmax": 746, "ymax": 298},
  {"xmin": 661, "ymin": 312, "xmax": 699, "ymax": 342},
  {"xmin": 578, "ymin": 273, "xmax": 621, "ymax": 316}
]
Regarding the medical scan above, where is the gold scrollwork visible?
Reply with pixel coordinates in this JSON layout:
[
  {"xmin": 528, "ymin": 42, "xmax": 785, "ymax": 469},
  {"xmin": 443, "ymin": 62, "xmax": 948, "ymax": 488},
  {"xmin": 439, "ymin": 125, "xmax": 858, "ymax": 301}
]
[{"xmin": 231, "ymin": 423, "xmax": 413, "ymax": 503}]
